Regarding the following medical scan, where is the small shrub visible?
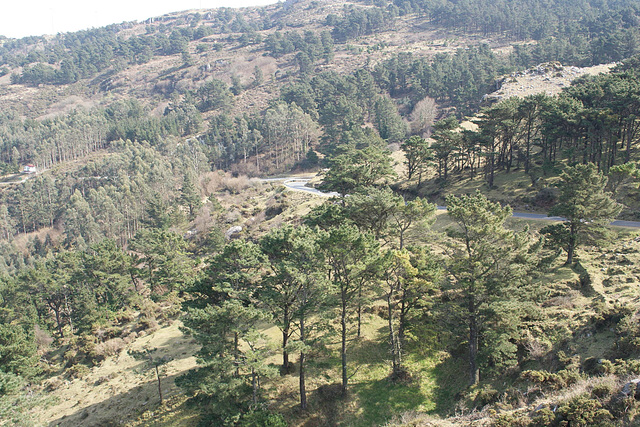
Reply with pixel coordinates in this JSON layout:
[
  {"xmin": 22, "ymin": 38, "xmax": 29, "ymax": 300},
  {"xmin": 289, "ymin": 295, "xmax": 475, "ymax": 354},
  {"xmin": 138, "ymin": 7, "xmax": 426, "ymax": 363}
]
[
  {"xmin": 599, "ymin": 359, "xmax": 615, "ymax": 374},
  {"xmin": 140, "ymin": 318, "xmax": 159, "ymax": 333},
  {"xmin": 530, "ymin": 407, "xmax": 555, "ymax": 426},
  {"xmin": 222, "ymin": 175, "xmax": 251, "ymax": 194},
  {"xmin": 558, "ymin": 369, "xmax": 582, "ymax": 387},
  {"xmin": 615, "ymin": 312, "xmax": 640, "ymax": 356},
  {"xmin": 493, "ymin": 412, "xmax": 530, "ymax": 427},
  {"xmin": 44, "ymin": 377, "xmax": 64, "ymax": 392},
  {"xmin": 475, "ymin": 385, "xmax": 500, "ymax": 406},
  {"xmin": 239, "ymin": 409, "xmax": 287, "ymax": 427},
  {"xmin": 521, "ymin": 332, "xmax": 550, "ymax": 360},
  {"xmin": 67, "ymin": 364, "xmax": 91, "ymax": 379},
  {"xmin": 93, "ymin": 326, "xmax": 120, "ymax": 342},
  {"xmin": 115, "ymin": 310, "xmax": 137, "ymax": 324},
  {"xmin": 91, "ymin": 338, "xmax": 125, "ymax": 361},
  {"xmin": 557, "ymin": 394, "xmax": 613, "ymax": 427},
  {"xmin": 63, "ymin": 347, "xmax": 80, "ymax": 366},
  {"xmin": 591, "ymin": 383, "xmax": 614, "ymax": 400},
  {"xmin": 521, "ymin": 369, "xmax": 582, "ymax": 390},
  {"xmin": 557, "ymin": 351, "xmax": 581, "ymax": 371},
  {"xmin": 138, "ymin": 300, "xmax": 160, "ymax": 321},
  {"xmin": 619, "ymin": 359, "xmax": 640, "ymax": 375},
  {"xmin": 34, "ymin": 324, "xmax": 54, "ymax": 355}
]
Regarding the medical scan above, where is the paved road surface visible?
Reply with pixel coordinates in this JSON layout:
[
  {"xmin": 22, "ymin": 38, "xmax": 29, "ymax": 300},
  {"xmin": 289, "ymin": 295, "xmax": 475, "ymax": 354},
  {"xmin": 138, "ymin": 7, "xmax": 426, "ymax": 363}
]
[
  {"xmin": 267, "ymin": 177, "xmax": 640, "ymax": 228},
  {"xmin": 283, "ymin": 178, "xmax": 339, "ymax": 197}
]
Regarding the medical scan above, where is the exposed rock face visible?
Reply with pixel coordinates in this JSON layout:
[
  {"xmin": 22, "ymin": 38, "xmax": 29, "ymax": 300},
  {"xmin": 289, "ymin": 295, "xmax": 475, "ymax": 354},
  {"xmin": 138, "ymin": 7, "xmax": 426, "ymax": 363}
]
[{"xmin": 483, "ymin": 62, "xmax": 615, "ymax": 104}]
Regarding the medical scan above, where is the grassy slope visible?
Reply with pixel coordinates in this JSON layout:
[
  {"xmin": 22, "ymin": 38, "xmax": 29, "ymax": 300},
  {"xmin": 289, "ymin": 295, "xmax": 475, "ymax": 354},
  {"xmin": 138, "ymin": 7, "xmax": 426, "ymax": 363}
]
[
  {"xmin": 39, "ymin": 321, "xmax": 199, "ymax": 427},
  {"xmin": 14, "ymin": 170, "xmax": 637, "ymax": 426}
]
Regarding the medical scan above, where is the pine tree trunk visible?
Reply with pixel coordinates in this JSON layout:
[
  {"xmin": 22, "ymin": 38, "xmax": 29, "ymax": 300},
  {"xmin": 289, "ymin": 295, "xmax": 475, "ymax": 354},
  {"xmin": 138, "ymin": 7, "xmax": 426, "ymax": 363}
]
[
  {"xmin": 252, "ymin": 368, "xmax": 258, "ymax": 406},
  {"xmin": 54, "ymin": 306, "xmax": 64, "ymax": 338},
  {"xmin": 566, "ymin": 223, "xmax": 577, "ymax": 265},
  {"xmin": 387, "ymin": 293, "xmax": 399, "ymax": 373},
  {"xmin": 234, "ymin": 332, "xmax": 240, "ymax": 377},
  {"xmin": 469, "ymin": 310, "xmax": 479, "ymax": 385},
  {"xmin": 282, "ymin": 326, "xmax": 289, "ymax": 374},
  {"xmin": 341, "ymin": 287, "xmax": 348, "ymax": 396},
  {"xmin": 357, "ymin": 287, "xmax": 362, "ymax": 338},
  {"xmin": 155, "ymin": 364, "xmax": 163, "ymax": 404},
  {"xmin": 299, "ymin": 309, "xmax": 307, "ymax": 410}
]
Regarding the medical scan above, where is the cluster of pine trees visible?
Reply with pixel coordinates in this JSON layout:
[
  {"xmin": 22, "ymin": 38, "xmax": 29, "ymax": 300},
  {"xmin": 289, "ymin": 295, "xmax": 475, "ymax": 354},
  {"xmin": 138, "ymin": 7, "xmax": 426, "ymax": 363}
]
[
  {"xmin": 0, "ymin": 139, "xmax": 208, "ymax": 273},
  {"xmin": 413, "ymin": 60, "xmax": 640, "ymax": 192}
]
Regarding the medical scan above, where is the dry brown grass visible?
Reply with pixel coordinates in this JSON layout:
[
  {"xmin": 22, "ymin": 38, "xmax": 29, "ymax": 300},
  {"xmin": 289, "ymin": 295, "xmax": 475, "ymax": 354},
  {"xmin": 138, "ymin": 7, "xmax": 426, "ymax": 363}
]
[
  {"xmin": 200, "ymin": 170, "xmax": 263, "ymax": 195},
  {"xmin": 36, "ymin": 321, "xmax": 199, "ymax": 427}
]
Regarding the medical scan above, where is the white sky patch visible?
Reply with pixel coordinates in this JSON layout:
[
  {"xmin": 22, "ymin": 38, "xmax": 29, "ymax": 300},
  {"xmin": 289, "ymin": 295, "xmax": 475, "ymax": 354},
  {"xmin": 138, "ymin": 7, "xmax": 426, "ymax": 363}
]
[{"xmin": 0, "ymin": 0, "xmax": 280, "ymax": 39}]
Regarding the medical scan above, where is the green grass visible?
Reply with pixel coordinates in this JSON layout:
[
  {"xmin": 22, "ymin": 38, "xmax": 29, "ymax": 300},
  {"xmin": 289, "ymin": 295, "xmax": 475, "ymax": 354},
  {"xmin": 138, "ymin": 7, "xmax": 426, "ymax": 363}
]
[
  {"xmin": 350, "ymin": 377, "xmax": 429, "ymax": 426},
  {"xmin": 332, "ymin": 316, "xmax": 467, "ymax": 426}
]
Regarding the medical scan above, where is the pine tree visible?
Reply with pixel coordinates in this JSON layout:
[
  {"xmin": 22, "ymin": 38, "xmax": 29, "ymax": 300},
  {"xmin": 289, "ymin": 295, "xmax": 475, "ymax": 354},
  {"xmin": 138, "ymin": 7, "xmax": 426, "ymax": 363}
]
[
  {"xmin": 180, "ymin": 174, "xmax": 202, "ymax": 219},
  {"xmin": 317, "ymin": 225, "xmax": 379, "ymax": 396},
  {"xmin": 401, "ymin": 135, "xmax": 431, "ymax": 184},
  {"xmin": 445, "ymin": 192, "xmax": 539, "ymax": 385},
  {"xmin": 180, "ymin": 240, "xmax": 274, "ymax": 421},
  {"xmin": 542, "ymin": 163, "xmax": 622, "ymax": 264},
  {"xmin": 320, "ymin": 145, "xmax": 396, "ymax": 196},
  {"xmin": 259, "ymin": 225, "xmax": 326, "ymax": 409}
]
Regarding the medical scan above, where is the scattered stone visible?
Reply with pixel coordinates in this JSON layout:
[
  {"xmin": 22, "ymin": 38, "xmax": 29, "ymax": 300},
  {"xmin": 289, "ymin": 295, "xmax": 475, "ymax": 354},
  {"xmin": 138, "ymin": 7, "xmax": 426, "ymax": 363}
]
[
  {"xmin": 225, "ymin": 225, "xmax": 242, "ymax": 240},
  {"xmin": 621, "ymin": 378, "xmax": 640, "ymax": 398}
]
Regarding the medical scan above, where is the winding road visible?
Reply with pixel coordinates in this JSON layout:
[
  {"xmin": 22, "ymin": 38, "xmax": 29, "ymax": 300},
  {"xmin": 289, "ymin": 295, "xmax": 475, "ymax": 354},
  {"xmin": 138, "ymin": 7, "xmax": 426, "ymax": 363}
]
[{"xmin": 262, "ymin": 176, "xmax": 640, "ymax": 228}]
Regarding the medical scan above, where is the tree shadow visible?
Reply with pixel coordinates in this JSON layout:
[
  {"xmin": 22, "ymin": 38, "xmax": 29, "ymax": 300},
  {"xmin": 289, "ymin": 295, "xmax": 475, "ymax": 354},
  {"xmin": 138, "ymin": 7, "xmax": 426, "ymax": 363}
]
[
  {"xmin": 151, "ymin": 332, "xmax": 199, "ymax": 361},
  {"xmin": 47, "ymin": 372, "xmax": 187, "ymax": 427},
  {"xmin": 350, "ymin": 336, "xmax": 388, "ymax": 367},
  {"xmin": 348, "ymin": 377, "xmax": 428, "ymax": 426},
  {"xmin": 428, "ymin": 352, "xmax": 469, "ymax": 416}
]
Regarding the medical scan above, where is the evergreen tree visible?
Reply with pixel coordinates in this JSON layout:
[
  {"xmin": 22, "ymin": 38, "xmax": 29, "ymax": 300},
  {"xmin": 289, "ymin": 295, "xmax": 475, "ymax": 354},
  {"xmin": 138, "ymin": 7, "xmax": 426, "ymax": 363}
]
[
  {"xmin": 431, "ymin": 117, "xmax": 460, "ymax": 181},
  {"xmin": 542, "ymin": 163, "xmax": 622, "ymax": 264},
  {"xmin": 259, "ymin": 225, "xmax": 326, "ymax": 409},
  {"xmin": 378, "ymin": 247, "xmax": 439, "ymax": 378},
  {"xmin": 320, "ymin": 145, "xmax": 396, "ymax": 196},
  {"xmin": 181, "ymin": 174, "xmax": 202, "ymax": 219},
  {"xmin": 180, "ymin": 240, "xmax": 273, "ymax": 422},
  {"xmin": 444, "ymin": 192, "xmax": 539, "ymax": 385},
  {"xmin": 0, "ymin": 323, "xmax": 39, "ymax": 379},
  {"xmin": 130, "ymin": 229, "xmax": 193, "ymax": 296},
  {"xmin": 401, "ymin": 135, "xmax": 431, "ymax": 184},
  {"xmin": 317, "ymin": 225, "xmax": 379, "ymax": 396}
]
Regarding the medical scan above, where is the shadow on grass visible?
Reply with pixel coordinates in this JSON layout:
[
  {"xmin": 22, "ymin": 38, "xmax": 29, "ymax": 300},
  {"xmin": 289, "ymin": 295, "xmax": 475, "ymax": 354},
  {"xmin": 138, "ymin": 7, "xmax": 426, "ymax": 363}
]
[
  {"xmin": 47, "ymin": 372, "xmax": 187, "ymax": 427},
  {"xmin": 348, "ymin": 377, "xmax": 427, "ymax": 426},
  {"xmin": 350, "ymin": 337, "xmax": 388, "ymax": 366},
  {"xmin": 428, "ymin": 352, "xmax": 468, "ymax": 417}
]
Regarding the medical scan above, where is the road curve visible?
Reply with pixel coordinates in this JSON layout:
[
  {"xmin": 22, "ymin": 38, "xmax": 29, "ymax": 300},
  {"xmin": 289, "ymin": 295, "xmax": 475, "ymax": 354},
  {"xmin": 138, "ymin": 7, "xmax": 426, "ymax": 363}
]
[
  {"xmin": 258, "ymin": 176, "xmax": 339, "ymax": 197},
  {"xmin": 264, "ymin": 177, "xmax": 640, "ymax": 228}
]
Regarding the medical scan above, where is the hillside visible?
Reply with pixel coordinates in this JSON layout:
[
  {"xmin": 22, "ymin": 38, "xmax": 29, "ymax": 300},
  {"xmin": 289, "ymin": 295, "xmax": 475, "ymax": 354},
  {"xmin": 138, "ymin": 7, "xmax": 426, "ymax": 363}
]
[{"xmin": 1, "ymin": 0, "xmax": 640, "ymax": 426}]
